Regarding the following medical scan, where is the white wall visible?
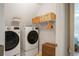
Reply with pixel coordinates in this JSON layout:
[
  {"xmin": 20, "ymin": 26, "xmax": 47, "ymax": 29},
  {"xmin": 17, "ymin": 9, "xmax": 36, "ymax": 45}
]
[
  {"xmin": 37, "ymin": 3, "xmax": 56, "ymax": 54},
  {"xmin": 0, "ymin": 4, "xmax": 5, "ymax": 45},
  {"xmin": 4, "ymin": 3, "xmax": 41, "ymax": 26},
  {"xmin": 56, "ymin": 4, "xmax": 67, "ymax": 56},
  {"xmin": 37, "ymin": 3, "xmax": 56, "ymax": 15}
]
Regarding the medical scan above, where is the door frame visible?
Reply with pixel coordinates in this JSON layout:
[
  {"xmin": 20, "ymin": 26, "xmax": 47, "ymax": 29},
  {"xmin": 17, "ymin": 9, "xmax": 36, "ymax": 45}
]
[{"xmin": 66, "ymin": 3, "xmax": 75, "ymax": 56}]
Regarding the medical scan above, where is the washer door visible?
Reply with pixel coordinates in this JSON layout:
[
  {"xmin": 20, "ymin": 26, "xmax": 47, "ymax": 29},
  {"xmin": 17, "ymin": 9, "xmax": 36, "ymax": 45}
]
[
  {"xmin": 27, "ymin": 30, "xmax": 38, "ymax": 44},
  {"xmin": 5, "ymin": 31, "xmax": 19, "ymax": 51}
]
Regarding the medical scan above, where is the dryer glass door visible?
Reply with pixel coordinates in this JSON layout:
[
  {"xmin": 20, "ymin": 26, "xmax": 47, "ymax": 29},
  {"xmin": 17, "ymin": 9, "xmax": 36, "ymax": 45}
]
[
  {"xmin": 5, "ymin": 31, "xmax": 19, "ymax": 51},
  {"xmin": 27, "ymin": 30, "xmax": 38, "ymax": 44}
]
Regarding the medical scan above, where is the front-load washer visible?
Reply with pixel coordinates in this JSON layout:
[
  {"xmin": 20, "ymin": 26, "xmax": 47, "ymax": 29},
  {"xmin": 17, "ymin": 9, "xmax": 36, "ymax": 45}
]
[
  {"xmin": 5, "ymin": 26, "xmax": 20, "ymax": 56},
  {"xmin": 21, "ymin": 27, "xmax": 39, "ymax": 56}
]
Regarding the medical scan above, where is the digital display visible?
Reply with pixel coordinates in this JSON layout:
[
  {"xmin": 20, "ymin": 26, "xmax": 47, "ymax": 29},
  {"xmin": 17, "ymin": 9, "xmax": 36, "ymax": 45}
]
[{"xmin": 14, "ymin": 27, "xmax": 19, "ymax": 30}]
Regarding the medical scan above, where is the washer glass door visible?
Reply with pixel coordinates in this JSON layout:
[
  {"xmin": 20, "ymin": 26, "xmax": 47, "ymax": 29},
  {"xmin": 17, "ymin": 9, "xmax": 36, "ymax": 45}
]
[
  {"xmin": 5, "ymin": 31, "xmax": 19, "ymax": 51},
  {"xmin": 27, "ymin": 30, "xmax": 38, "ymax": 44}
]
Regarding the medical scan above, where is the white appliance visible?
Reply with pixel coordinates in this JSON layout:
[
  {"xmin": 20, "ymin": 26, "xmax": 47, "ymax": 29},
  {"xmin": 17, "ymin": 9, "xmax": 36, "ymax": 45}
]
[
  {"xmin": 21, "ymin": 27, "xmax": 39, "ymax": 56},
  {"xmin": 5, "ymin": 26, "xmax": 20, "ymax": 56}
]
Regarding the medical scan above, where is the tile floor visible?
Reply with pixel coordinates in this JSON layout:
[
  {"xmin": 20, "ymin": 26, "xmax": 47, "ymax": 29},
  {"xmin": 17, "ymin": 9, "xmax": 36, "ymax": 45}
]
[{"xmin": 74, "ymin": 52, "xmax": 79, "ymax": 56}]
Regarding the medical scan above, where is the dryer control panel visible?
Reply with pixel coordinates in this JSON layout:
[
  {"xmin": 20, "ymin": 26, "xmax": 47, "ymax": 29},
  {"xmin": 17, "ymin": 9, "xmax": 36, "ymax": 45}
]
[{"xmin": 14, "ymin": 27, "xmax": 19, "ymax": 30}]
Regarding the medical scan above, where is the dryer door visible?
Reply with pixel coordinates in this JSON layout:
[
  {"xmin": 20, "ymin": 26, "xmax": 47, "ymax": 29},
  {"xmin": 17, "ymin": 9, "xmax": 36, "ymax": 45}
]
[
  {"xmin": 5, "ymin": 31, "xmax": 19, "ymax": 51},
  {"xmin": 27, "ymin": 30, "xmax": 38, "ymax": 44}
]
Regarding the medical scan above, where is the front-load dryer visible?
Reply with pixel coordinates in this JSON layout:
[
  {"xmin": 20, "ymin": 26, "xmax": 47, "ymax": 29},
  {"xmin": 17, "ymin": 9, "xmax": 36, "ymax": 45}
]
[
  {"xmin": 22, "ymin": 27, "xmax": 39, "ymax": 56},
  {"xmin": 5, "ymin": 26, "xmax": 20, "ymax": 56}
]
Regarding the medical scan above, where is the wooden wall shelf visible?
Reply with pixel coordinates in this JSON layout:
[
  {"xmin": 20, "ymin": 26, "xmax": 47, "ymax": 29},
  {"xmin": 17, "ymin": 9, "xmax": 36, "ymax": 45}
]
[
  {"xmin": 40, "ymin": 12, "xmax": 56, "ymax": 23},
  {"xmin": 32, "ymin": 12, "xmax": 56, "ymax": 24},
  {"xmin": 32, "ymin": 16, "xmax": 40, "ymax": 24}
]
